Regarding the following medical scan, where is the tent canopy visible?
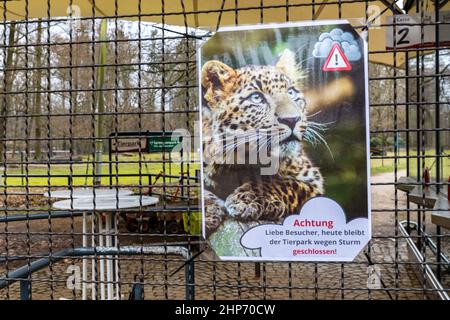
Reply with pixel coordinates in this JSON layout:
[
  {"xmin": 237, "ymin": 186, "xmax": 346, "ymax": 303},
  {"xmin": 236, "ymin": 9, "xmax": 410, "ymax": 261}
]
[{"xmin": 0, "ymin": 0, "xmax": 444, "ymax": 67}]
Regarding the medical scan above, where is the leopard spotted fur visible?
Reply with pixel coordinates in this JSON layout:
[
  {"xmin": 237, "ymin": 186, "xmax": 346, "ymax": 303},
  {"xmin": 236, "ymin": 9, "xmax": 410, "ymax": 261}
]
[{"xmin": 201, "ymin": 49, "xmax": 324, "ymax": 236}]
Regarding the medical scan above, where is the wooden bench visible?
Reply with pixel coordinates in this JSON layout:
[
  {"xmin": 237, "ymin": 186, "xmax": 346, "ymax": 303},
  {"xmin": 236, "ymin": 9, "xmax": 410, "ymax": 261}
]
[
  {"xmin": 408, "ymin": 185, "xmax": 438, "ymax": 208},
  {"xmin": 395, "ymin": 176, "xmax": 449, "ymax": 229},
  {"xmin": 397, "ymin": 176, "xmax": 416, "ymax": 192},
  {"xmin": 431, "ymin": 197, "xmax": 450, "ymax": 230}
]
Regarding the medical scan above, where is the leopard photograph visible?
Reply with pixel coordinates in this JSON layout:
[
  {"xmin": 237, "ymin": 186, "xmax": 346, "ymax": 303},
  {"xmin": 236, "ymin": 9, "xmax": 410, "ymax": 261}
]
[{"xmin": 200, "ymin": 23, "xmax": 369, "ymax": 257}]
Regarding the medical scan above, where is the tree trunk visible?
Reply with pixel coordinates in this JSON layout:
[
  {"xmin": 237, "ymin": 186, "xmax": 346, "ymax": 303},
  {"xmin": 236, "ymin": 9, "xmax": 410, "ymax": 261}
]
[
  {"xmin": 94, "ymin": 19, "xmax": 108, "ymax": 185},
  {"xmin": 33, "ymin": 20, "xmax": 43, "ymax": 160},
  {"xmin": 72, "ymin": 31, "xmax": 80, "ymax": 155},
  {"xmin": 10, "ymin": 53, "xmax": 20, "ymax": 159},
  {"xmin": 0, "ymin": 22, "xmax": 17, "ymax": 158}
]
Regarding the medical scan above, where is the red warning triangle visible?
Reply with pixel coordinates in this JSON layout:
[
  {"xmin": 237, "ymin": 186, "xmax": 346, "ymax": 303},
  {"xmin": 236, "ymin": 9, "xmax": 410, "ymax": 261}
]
[{"xmin": 322, "ymin": 43, "xmax": 352, "ymax": 72}]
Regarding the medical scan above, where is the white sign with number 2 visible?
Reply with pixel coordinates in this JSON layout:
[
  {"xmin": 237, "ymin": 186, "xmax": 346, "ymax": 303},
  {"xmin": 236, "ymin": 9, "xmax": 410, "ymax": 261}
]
[{"xmin": 386, "ymin": 11, "xmax": 450, "ymax": 50}]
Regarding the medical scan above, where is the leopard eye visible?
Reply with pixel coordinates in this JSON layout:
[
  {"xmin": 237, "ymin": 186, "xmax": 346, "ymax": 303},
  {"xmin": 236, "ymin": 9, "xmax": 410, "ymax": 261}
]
[
  {"xmin": 287, "ymin": 87, "xmax": 299, "ymax": 100},
  {"xmin": 248, "ymin": 92, "xmax": 266, "ymax": 105}
]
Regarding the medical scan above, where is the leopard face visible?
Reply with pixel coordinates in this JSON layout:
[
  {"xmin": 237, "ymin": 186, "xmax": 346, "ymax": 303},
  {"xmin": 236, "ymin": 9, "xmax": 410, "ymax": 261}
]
[{"xmin": 202, "ymin": 49, "xmax": 308, "ymax": 161}]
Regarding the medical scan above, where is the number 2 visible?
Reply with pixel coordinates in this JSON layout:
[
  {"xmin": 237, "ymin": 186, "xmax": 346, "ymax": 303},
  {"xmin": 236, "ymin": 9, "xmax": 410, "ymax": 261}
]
[{"xmin": 396, "ymin": 27, "xmax": 410, "ymax": 45}]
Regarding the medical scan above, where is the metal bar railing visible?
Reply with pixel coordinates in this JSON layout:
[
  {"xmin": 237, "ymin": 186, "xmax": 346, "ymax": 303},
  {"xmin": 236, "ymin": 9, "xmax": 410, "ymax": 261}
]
[
  {"xmin": 0, "ymin": 246, "xmax": 195, "ymax": 300},
  {"xmin": 0, "ymin": 206, "xmax": 200, "ymax": 223},
  {"xmin": 399, "ymin": 221, "xmax": 450, "ymax": 301},
  {"xmin": 401, "ymin": 221, "xmax": 450, "ymax": 270}
]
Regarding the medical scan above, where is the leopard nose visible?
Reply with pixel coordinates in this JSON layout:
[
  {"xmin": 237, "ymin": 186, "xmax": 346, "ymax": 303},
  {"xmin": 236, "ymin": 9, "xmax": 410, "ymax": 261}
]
[{"xmin": 278, "ymin": 117, "xmax": 300, "ymax": 130}]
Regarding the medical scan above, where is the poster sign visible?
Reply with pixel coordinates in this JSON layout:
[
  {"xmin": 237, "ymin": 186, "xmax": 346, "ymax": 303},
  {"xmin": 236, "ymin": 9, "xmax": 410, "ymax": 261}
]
[
  {"xmin": 109, "ymin": 132, "xmax": 181, "ymax": 153},
  {"xmin": 386, "ymin": 11, "xmax": 450, "ymax": 50},
  {"xmin": 111, "ymin": 137, "xmax": 147, "ymax": 153},
  {"xmin": 199, "ymin": 20, "xmax": 370, "ymax": 261},
  {"xmin": 148, "ymin": 136, "xmax": 181, "ymax": 153}
]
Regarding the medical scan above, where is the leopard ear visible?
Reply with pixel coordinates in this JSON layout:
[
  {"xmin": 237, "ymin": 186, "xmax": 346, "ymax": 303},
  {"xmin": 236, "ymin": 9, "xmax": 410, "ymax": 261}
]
[
  {"xmin": 275, "ymin": 49, "xmax": 297, "ymax": 74},
  {"xmin": 201, "ymin": 60, "xmax": 237, "ymax": 108},
  {"xmin": 276, "ymin": 49, "xmax": 305, "ymax": 88}
]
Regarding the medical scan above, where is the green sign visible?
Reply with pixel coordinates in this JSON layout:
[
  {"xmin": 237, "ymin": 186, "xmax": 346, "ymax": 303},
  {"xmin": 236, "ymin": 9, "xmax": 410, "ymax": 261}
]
[{"xmin": 148, "ymin": 136, "xmax": 180, "ymax": 153}]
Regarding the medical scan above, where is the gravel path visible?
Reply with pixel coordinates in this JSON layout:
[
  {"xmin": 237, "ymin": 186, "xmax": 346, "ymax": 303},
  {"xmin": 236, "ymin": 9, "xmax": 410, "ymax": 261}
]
[{"xmin": 2, "ymin": 170, "xmax": 446, "ymax": 300}]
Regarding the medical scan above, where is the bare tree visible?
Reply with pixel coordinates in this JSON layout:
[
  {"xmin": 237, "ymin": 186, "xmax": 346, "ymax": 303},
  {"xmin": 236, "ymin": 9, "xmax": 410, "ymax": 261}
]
[
  {"xmin": 32, "ymin": 20, "xmax": 43, "ymax": 160},
  {"xmin": 0, "ymin": 22, "xmax": 16, "ymax": 157}
]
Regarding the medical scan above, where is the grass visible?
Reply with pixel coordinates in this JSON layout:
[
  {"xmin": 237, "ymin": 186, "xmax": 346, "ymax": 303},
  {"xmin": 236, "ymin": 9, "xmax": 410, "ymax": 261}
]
[
  {"xmin": 2, "ymin": 153, "xmax": 200, "ymax": 188},
  {"xmin": 370, "ymin": 149, "xmax": 450, "ymax": 179},
  {"xmin": 1, "ymin": 149, "xmax": 448, "ymax": 187}
]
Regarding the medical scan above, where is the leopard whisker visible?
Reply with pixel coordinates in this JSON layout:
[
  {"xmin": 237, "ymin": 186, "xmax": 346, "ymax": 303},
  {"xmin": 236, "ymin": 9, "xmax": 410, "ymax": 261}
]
[
  {"xmin": 297, "ymin": 56, "xmax": 315, "ymax": 65},
  {"xmin": 257, "ymin": 136, "xmax": 273, "ymax": 153},
  {"xmin": 295, "ymin": 43, "xmax": 309, "ymax": 55},
  {"xmin": 307, "ymin": 121, "xmax": 328, "ymax": 129},
  {"xmin": 227, "ymin": 137, "xmax": 260, "ymax": 150},
  {"xmin": 307, "ymin": 110, "xmax": 322, "ymax": 118},
  {"xmin": 209, "ymin": 128, "xmax": 281, "ymax": 142},
  {"xmin": 211, "ymin": 129, "xmax": 284, "ymax": 156},
  {"xmin": 308, "ymin": 120, "xmax": 335, "ymax": 127},
  {"xmin": 307, "ymin": 124, "xmax": 327, "ymax": 131},
  {"xmin": 303, "ymin": 132, "xmax": 319, "ymax": 146},
  {"xmin": 306, "ymin": 127, "xmax": 334, "ymax": 160},
  {"xmin": 247, "ymin": 134, "xmax": 280, "ymax": 153},
  {"xmin": 222, "ymin": 134, "xmax": 268, "ymax": 153},
  {"xmin": 262, "ymin": 134, "xmax": 283, "ymax": 153}
]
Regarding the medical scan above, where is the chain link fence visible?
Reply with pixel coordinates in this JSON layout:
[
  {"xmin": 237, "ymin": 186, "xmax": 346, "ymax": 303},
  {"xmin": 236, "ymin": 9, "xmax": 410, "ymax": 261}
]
[{"xmin": 0, "ymin": 0, "xmax": 448, "ymax": 300}]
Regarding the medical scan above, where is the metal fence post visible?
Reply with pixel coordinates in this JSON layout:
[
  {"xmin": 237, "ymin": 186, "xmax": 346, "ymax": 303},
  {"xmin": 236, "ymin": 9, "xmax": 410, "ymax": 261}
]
[
  {"xmin": 130, "ymin": 283, "xmax": 144, "ymax": 300},
  {"xmin": 255, "ymin": 263, "xmax": 261, "ymax": 278},
  {"xmin": 185, "ymin": 258, "xmax": 195, "ymax": 300},
  {"xmin": 20, "ymin": 279, "xmax": 31, "ymax": 300},
  {"xmin": 20, "ymin": 151, "xmax": 24, "ymax": 186}
]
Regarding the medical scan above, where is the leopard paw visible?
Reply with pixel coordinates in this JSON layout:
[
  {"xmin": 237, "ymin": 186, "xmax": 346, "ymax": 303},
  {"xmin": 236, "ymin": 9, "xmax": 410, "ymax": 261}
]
[
  {"xmin": 205, "ymin": 212, "xmax": 224, "ymax": 235},
  {"xmin": 204, "ymin": 190, "xmax": 227, "ymax": 235},
  {"xmin": 225, "ymin": 193, "xmax": 262, "ymax": 221}
]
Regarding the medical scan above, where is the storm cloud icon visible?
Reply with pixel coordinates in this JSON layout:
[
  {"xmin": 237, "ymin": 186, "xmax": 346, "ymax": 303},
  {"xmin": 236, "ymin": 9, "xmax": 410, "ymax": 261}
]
[{"xmin": 312, "ymin": 28, "xmax": 361, "ymax": 61}]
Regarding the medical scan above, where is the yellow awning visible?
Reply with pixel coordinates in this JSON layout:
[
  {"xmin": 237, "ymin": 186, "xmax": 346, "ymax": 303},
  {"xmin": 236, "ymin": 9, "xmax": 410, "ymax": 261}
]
[{"xmin": 0, "ymin": 0, "xmax": 407, "ymax": 66}]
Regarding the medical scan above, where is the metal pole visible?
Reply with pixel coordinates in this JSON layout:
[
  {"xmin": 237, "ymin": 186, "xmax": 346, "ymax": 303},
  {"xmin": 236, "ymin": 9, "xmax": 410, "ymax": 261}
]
[
  {"xmin": 82, "ymin": 212, "xmax": 87, "ymax": 300},
  {"xmin": 434, "ymin": 0, "xmax": 441, "ymax": 193},
  {"xmin": 255, "ymin": 262, "xmax": 261, "ymax": 278},
  {"xmin": 131, "ymin": 282, "xmax": 144, "ymax": 300},
  {"xmin": 21, "ymin": 151, "xmax": 24, "ymax": 186},
  {"xmin": 405, "ymin": 51, "xmax": 410, "ymax": 176},
  {"xmin": 114, "ymin": 214, "xmax": 120, "ymax": 299},
  {"xmin": 108, "ymin": 134, "xmax": 113, "ymax": 188},
  {"xmin": 185, "ymin": 256, "xmax": 195, "ymax": 300},
  {"xmin": 98, "ymin": 214, "xmax": 105, "ymax": 300},
  {"xmin": 105, "ymin": 213, "xmax": 113, "ymax": 300},
  {"xmin": 20, "ymin": 279, "xmax": 31, "ymax": 300},
  {"xmin": 399, "ymin": 222, "xmax": 449, "ymax": 300},
  {"xmin": 436, "ymin": 225, "xmax": 441, "ymax": 281},
  {"xmin": 91, "ymin": 214, "xmax": 97, "ymax": 300}
]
